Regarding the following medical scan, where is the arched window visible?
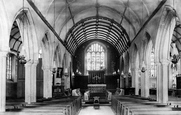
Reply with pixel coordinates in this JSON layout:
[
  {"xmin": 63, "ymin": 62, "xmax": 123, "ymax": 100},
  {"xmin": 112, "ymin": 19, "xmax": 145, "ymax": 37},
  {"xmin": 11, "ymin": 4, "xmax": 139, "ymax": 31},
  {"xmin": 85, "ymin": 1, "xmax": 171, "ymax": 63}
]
[
  {"xmin": 6, "ymin": 54, "xmax": 12, "ymax": 80},
  {"xmin": 86, "ymin": 43, "xmax": 105, "ymax": 71},
  {"xmin": 6, "ymin": 53, "xmax": 17, "ymax": 81},
  {"xmin": 150, "ymin": 48, "xmax": 155, "ymax": 78}
]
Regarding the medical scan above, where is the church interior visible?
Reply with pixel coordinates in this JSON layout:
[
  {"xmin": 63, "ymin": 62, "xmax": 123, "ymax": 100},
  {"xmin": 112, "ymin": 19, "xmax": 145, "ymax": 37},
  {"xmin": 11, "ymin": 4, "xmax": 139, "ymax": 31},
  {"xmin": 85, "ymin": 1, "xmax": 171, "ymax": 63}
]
[{"xmin": 1, "ymin": 0, "xmax": 181, "ymax": 114}]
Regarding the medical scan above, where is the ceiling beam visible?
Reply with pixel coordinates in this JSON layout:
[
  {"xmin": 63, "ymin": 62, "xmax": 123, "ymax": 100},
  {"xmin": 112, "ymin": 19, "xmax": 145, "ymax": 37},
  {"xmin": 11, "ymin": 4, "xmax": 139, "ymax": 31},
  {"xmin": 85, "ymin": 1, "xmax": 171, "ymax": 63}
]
[
  {"xmin": 26, "ymin": 0, "xmax": 72, "ymax": 55},
  {"xmin": 106, "ymin": 20, "xmax": 113, "ymax": 41},
  {"xmin": 82, "ymin": 22, "xmax": 87, "ymax": 41}
]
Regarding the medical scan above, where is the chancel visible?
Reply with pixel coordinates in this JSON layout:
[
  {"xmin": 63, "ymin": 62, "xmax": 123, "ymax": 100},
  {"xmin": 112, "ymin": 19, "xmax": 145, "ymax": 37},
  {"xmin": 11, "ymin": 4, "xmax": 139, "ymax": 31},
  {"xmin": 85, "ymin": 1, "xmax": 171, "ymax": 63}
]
[{"xmin": 1, "ymin": 0, "xmax": 181, "ymax": 115}]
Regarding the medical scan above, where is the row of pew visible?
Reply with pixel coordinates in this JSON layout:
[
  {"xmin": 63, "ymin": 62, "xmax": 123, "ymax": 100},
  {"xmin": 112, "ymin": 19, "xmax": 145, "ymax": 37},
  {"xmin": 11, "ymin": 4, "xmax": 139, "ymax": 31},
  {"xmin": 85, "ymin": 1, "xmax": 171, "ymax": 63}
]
[
  {"xmin": 3, "ymin": 96, "xmax": 82, "ymax": 115},
  {"xmin": 111, "ymin": 95, "xmax": 181, "ymax": 115}
]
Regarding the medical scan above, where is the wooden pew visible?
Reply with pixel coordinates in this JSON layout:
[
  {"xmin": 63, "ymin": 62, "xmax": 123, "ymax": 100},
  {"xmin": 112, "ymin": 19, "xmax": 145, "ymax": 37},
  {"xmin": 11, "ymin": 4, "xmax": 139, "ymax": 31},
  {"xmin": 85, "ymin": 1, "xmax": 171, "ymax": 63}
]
[
  {"xmin": 112, "ymin": 95, "xmax": 181, "ymax": 115},
  {"xmin": 4, "ymin": 96, "xmax": 82, "ymax": 115}
]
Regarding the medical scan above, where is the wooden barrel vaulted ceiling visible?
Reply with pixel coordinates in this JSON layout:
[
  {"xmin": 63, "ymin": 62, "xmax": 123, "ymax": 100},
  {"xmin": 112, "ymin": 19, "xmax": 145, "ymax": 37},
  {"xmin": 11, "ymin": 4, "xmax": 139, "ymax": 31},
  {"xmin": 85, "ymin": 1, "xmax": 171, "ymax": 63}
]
[{"xmin": 64, "ymin": 16, "xmax": 131, "ymax": 55}]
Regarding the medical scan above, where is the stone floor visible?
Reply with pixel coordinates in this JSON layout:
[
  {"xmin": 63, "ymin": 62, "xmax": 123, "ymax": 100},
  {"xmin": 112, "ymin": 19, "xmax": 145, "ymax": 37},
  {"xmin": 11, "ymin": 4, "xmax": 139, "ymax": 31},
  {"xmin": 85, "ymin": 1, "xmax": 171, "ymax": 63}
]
[{"xmin": 78, "ymin": 105, "xmax": 115, "ymax": 115}]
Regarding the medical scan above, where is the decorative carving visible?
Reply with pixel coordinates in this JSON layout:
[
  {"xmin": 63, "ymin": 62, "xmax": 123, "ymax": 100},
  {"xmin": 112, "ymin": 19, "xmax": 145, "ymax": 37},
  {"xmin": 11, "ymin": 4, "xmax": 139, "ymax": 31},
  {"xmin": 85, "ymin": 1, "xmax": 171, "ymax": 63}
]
[{"xmin": 92, "ymin": 75, "xmax": 101, "ymax": 84}]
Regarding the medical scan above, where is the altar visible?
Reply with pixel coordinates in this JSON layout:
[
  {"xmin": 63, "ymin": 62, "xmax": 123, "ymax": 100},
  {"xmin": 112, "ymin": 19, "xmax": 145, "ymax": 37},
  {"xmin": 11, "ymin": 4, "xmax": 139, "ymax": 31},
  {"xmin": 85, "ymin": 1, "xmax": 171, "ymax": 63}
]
[
  {"xmin": 88, "ymin": 84, "xmax": 106, "ymax": 93},
  {"xmin": 84, "ymin": 84, "xmax": 112, "ymax": 103}
]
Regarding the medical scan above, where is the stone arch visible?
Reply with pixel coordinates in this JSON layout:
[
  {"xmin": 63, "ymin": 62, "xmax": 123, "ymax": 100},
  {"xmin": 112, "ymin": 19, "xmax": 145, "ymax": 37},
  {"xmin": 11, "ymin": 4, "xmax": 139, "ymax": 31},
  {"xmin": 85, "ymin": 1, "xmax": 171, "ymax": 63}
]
[
  {"xmin": 145, "ymin": 32, "xmax": 152, "ymax": 66},
  {"xmin": 15, "ymin": 8, "xmax": 39, "ymax": 62},
  {"xmin": 54, "ymin": 45, "xmax": 62, "ymax": 67},
  {"xmin": 133, "ymin": 43, "xmax": 140, "ymax": 95},
  {"xmin": 155, "ymin": 6, "xmax": 177, "ymax": 63},
  {"xmin": 123, "ymin": 52, "xmax": 130, "ymax": 74},
  {"xmin": 62, "ymin": 52, "xmax": 68, "ymax": 69},
  {"xmin": 133, "ymin": 44, "xmax": 139, "ymax": 70},
  {"xmin": 42, "ymin": 32, "xmax": 51, "ymax": 68},
  {"xmin": 154, "ymin": 5, "xmax": 177, "ymax": 103}
]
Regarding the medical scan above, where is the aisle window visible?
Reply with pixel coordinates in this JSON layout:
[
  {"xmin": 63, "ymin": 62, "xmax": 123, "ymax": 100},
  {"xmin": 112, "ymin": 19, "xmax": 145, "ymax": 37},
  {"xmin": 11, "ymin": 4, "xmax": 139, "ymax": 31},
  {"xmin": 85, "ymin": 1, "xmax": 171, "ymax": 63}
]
[
  {"xmin": 6, "ymin": 54, "xmax": 12, "ymax": 80},
  {"xmin": 150, "ymin": 48, "xmax": 155, "ymax": 78}
]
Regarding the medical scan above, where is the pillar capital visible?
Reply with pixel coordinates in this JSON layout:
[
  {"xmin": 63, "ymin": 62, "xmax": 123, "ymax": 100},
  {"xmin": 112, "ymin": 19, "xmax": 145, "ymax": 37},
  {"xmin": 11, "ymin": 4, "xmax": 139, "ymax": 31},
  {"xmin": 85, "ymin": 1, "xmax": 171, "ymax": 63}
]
[
  {"xmin": 31, "ymin": 60, "xmax": 39, "ymax": 66},
  {"xmin": 42, "ymin": 66, "xmax": 51, "ymax": 71}
]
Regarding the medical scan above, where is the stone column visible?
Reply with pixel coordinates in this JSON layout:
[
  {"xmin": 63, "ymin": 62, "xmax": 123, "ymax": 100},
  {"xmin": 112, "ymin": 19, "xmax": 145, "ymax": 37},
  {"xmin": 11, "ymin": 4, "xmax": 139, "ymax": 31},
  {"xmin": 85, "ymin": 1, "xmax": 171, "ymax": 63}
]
[
  {"xmin": 144, "ymin": 69, "xmax": 150, "ymax": 97},
  {"xmin": 0, "ymin": 51, "xmax": 7, "ymax": 112},
  {"xmin": 159, "ymin": 60, "xmax": 169, "ymax": 104},
  {"xmin": 25, "ymin": 61, "xmax": 37, "ymax": 104},
  {"xmin": 43, "ymin": 67, "xmax": 52, "ymax": 98},
  {"xmin": 48, "ymin": 69, "xmax": 52, "ymax": 98},
  {"xmin": 25, "ymin": 62, "xmax": 32, "ymax": 104},
  {"xmin": 120, "ymin": 74, "xmax": 124, "ymax": 88},
  {"xmin": 131, "ymin": 68, "xmax": 135, "ymax": 87},
  {"xmin": 135, "ymin": 68, "xmax": 139, "ymax": 95},
  {"xmin": 168, "ymin": 63, "xmax": 172, "ymax": 89},
  {"xmin": 125, "ymin": 73, "xmax": 129, "ymax": 88},
  {"xmin": 156, "ymin": 62, "xmax": 161, "ymax": 102},
  {"xmin": 141, "ymin": 71, "xmax": 145, "ymax": 97},
  {"xmin": 31, "ymin": 61, "xmax": 38, "ymax": 102}
]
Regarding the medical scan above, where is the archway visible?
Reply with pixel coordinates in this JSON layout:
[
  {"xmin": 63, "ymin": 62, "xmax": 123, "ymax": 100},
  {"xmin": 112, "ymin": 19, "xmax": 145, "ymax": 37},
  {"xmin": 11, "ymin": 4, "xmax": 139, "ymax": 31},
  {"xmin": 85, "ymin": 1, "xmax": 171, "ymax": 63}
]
[
  {"xmin": 0, "ymin": 0, "xmax": 9, "ymax": 112},
  {"xmin": 13, "ymin": 8, "xmax": 39, "ymax": 104},
  {"xmin": 133, "ymin": 44, "xmax": 140, "ymax": 95},
  {"xmin": 154, "ymin": 6, "xmax": 177, "ymax": 103}
]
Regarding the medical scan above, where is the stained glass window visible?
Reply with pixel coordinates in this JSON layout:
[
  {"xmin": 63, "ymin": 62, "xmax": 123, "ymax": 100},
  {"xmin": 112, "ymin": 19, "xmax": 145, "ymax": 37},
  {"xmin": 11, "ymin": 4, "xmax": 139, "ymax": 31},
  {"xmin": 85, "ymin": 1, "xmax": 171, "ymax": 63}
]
[{"xmin": 86, "ymin": 43, "xmax": 105, "ymax": 70}]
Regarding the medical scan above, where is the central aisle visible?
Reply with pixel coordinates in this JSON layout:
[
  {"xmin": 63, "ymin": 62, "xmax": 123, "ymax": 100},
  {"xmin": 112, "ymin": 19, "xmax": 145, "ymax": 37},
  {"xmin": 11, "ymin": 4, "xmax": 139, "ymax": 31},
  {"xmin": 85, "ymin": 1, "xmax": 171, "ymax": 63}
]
[{"xmin": 78, "ymin": 106, "xmax": 115, "ymax": 115}]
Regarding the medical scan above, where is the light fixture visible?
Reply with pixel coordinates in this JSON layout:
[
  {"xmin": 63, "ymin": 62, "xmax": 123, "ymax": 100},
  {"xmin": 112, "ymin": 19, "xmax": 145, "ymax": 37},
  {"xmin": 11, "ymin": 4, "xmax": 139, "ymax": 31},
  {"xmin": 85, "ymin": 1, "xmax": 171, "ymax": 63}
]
[
  {"xmin": 18, "ymin": 55, "xmax": 30, "ymax": 64},
  {"xmin": 171, "ymin": 54, "xmax": 180, "ymax": 64},
  {"xmin": 52, "ymin": 61, "xmax": 56, "ymax": 73},
  {"xmin": 18, "ymin": 55, "xmax": 26, "ymax": 64},
  {"xmin": 121, "ymin": 71, "xmax": 124, "ymax": 76},
  {"xmin": 170, "ymin": 42, "xmax": 180, "ymax": 64},
  {"xmin": 117, "ymin": 69, "xmax": 120, "ymax": 73},
  {"xmin": 64, "ymin": 68, "xmax": 68, "ymax": 76},
  {"xmin": 128, "ymin": 68, "xmax": 131, "ymax": 76},
  {"xmin": 141, "ymin": 61, "xmax": 146, "ymax": 73}
]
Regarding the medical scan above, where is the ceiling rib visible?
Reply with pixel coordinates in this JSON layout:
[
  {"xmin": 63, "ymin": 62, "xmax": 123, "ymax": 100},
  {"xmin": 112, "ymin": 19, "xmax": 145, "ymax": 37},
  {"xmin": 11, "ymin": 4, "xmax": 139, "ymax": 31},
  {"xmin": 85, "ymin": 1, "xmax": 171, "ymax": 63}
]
[
  {"xmin": 65, "ymin": 0, "xmax": 75, "ymax": 25},
  {"xmin": 120, "ymin": 6, "xmax": 127, "ymax": 25}
]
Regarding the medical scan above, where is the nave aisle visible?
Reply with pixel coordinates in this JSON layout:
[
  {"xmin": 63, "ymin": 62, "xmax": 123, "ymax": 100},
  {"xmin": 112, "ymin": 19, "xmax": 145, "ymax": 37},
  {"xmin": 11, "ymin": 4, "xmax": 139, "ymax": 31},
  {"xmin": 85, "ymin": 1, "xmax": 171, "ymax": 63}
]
[{"xmin": 78, "ymin": 106, "xmax": 115, "ymax": 115}]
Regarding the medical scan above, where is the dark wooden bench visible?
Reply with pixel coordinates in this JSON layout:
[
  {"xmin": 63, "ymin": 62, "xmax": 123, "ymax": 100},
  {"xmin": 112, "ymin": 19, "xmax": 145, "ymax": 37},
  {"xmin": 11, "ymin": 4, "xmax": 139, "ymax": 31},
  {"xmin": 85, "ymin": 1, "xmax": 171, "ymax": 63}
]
[
  {"xmin": 112, "ymin": 95, "xmax": 181, "ymax": 115},
  {"xmin": 5, "ymin": 96, "xmax": 82, "ymax": 115}
]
